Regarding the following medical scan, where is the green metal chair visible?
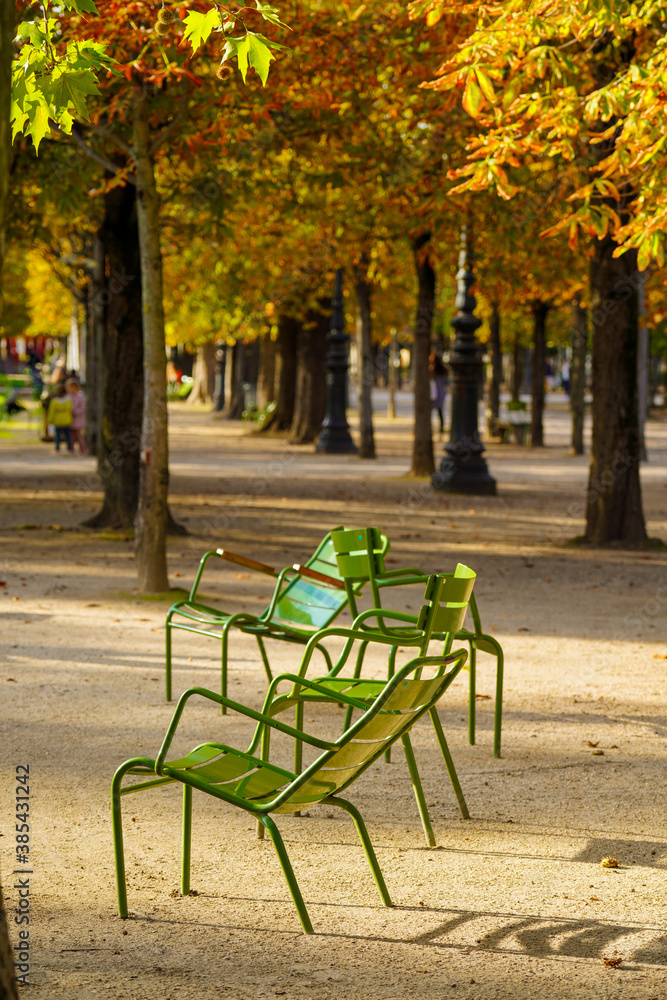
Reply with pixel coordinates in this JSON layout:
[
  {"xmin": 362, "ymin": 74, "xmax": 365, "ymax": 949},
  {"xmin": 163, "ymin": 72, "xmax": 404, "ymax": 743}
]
[
  {"xmin": 330, "ymin": 527, "xmax": 505, "ymax": 758},
  {"xmin": 164, "ymin": 529, "xmax": 389, "ymax": 707},
  {"xmin": 112, "ymin": 647, "xmax": 468, "ymax": 934},
  {"xmin": 267, "ymin": 570, "xmax": 474, "ymax": 839}
]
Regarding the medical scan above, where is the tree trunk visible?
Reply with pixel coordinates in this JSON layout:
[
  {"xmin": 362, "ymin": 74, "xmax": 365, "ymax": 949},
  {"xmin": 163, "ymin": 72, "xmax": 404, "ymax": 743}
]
[
  {"xmin": 510, "ymin": 335, "xmax": 523, "ymax": 402},
  {"xmin": 224, "ymin": 341, "xmax": 246, "ymax": 419},
  {"xmin": 133, "ymin": 84, "xmax": 170, "ymax": 592},
  {"xmin": 187, "ymin": 340, "xmax": 216, "ymax": 405},
  {"xmin": 0, "ymin": 881, "xmax": 18, "ymax": 1000},
  {"xmin": 488, "ymin": 301, "xmax": 502, "ymax": 420},
  {"xmin": 84, "ymin": 234, "xmax": 105, "ymax": 458},
  {"xmin": 260, "ymin": 314, "xmax": 298, "ymax": 432},
  {"xmin": 410, "ymin": 232, "xmax": 435, "ymax": 475},
  {"xmin": 257, "ymin": 332, "xmax": 277, "ymax": 409},
  {"xmin": 570, "ymin": 295, "xmax": 587, "ymax": 455},
  {"xmin": 83, "ymin": 183, "xmax": 144, "ymax": 529},
  {"xmin": 530, "ymin": 300, "xmax": 549, "ymax": 448},
  {"xmin": 354, "ymin": 263, "xmax": 376, "ymax": 459},
  {"xmin": 584, "ymin": 236, "xmax": 647, "ymax": 545},
  {"xmin": 289, "ymin": 308, "xmax": 327, "ymax": 444}
]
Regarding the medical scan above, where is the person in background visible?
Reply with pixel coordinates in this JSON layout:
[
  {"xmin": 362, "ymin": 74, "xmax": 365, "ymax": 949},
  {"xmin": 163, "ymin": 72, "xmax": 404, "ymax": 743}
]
[
  {"xmin": 429, "ymin": 351, "xmax": 449, "ymax": 434},
  {"xmin": 66, "ymin": 378, "xmax": 87, "ymax": 454},
  {"xmin": 46, "ymin": 383, "xmax": 73, "ymax": 454}
]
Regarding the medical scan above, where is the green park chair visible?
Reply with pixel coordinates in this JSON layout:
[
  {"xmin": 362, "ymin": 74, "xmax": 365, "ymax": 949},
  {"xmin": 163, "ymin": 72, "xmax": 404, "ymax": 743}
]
[
  {"xmin": 164, "ymin": 529, "xmax": 389, "ymax": 707},
  {"xmin": 111, "ymin": 647, "xmax": 468, "ymax": 934},
  {"xmin": 330, "ymin": 527, "xmax": 505, "ymax": 758},
  {"xmin": 267, "ymin": 570, "xmax": 474, "ymax": 840}
]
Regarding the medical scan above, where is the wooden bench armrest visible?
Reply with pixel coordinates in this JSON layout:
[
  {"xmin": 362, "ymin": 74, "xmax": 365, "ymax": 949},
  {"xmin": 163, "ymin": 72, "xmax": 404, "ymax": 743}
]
[
  {"xmin": 292, "ymin": 564, "xmax": 347, "ymax": 590},
  {"xmin": 216, "ymin": 548, "xmax": 277, "ymax": 576}
]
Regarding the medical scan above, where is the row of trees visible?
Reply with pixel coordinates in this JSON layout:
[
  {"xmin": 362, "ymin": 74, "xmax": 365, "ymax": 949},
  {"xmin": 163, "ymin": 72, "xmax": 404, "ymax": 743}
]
[{"xmin": 7, "ymin": 0, "xmax": 667, "ymax": 596}]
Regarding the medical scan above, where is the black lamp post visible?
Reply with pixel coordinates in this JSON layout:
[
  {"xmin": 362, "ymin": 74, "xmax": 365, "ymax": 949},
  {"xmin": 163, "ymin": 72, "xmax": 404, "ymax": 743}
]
[
  {"xmin": 432, "ymin": 227, "xmax": 496, "ymax": 495},
  {"xmin": 316, "ymin": 268, "xmax": 357, "ymax": 454}
]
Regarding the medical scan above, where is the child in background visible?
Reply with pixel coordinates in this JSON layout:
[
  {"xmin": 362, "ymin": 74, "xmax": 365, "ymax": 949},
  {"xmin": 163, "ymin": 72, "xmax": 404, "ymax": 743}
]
[
  {"xmin": 46, "ymin": 383, "xmax": 73, "ymax": 453},
  {"xmin": 66, "ymin": 378, "xmax": 87, "ymax": 454}
]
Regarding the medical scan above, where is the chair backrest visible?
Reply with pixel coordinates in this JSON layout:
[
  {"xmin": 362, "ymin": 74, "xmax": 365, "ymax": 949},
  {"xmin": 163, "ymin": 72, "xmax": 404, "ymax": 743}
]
[
  {"xmin": 270, "ymin": 529, "xmax": 388, "ymax": 632},
  {"xmin": 282, "ymin": 650, "xmax": 467, "ymax": 807},
  {"xmin": 330, "ymin": 526, "xmax": 389, "ymax": 613},
  {"xmin": 416, "ymin": 566, "xmax": 476, "ymax": 646}
]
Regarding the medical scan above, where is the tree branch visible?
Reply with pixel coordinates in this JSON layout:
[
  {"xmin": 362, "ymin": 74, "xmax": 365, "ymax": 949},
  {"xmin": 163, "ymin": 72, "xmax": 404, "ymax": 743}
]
[
  {"xmin": 49, "ymin": 121, "xmax": 137, "ymax": 185},
  {"xmin": 149, "ymin": 84, "xmax": 192, "ymax": 157}
]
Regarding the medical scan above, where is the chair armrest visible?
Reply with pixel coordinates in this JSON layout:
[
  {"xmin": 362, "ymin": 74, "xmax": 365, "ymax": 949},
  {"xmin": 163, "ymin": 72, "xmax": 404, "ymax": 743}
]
[
  {"xmin": 155, "ymin": 686, "xmax": 335, "ymax": 774},
  {"xmin": 351, "ymin": 607, "xmax": 420, "ymax": 629},
  {"xmin": 216, "ymin": 548, "xmax": 277, "ymax": 576},
  {"xmin": 291, "ymin": 564, "xmax": 346, "ymax": 590}
]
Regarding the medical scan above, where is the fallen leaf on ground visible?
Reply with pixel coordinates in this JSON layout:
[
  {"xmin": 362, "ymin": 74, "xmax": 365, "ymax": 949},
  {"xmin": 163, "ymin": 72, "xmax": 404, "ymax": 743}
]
[
  {"xmin": 586, "ymin": 741, "xmax": 599, "ymax": 747},
  {"xmin": 601, "ymin": 856, "xmax": 619, "ymax": 868},
  {"xmin": 602, "ymin": 957, "xmax": 623, "ymax": 968},
  {"xmin": 475, "ymin": 694, "xmax": 491, "ymax": 700}
]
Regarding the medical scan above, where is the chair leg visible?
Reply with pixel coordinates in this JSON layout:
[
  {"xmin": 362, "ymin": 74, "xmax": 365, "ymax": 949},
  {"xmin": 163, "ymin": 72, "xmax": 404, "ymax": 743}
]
[
  {"xmin": 401, "ymin": 734, "xmax": 436, "ymax": 847},
  {"xmin": 429, "ymin": 707, "xmax": 469, "ymax": 820},
  {"xmin": 165, "ymin": 620, "xmax": 173, "ymax": 702},
  {"xmin": 111, "ymin": 759, "xmax": 151, "ymax": 918},
  {"xmin": 468, "ymin": 643, "xmax": 476, "ymax": 746},
  {"xmin": 384, "ymin": 645, "xmax": 398, "ymax": 763},
  {"xmin": 494, "ymin": 648, "xmax": 504, "ymax": 759},
  {"xmin": 181, "ymin": 784, "xmax": 193, "ymax": 895},
  {"xmin": 258, "ymin": 815, "xmax": 314, "ymax": 934},
  {"xmin": 332, "ymin": 797, "xmax": 392, "ymax": 907},
  {"xmin": 111, "ymin": 768, "xmax": 129, "ymax": 918},
  {"xmin": 257, "ymin": 636, "xmax": 273, "ymax": 683},
  {"xmin": 220, "ymin": 625, "xmax": 231, "ymax": 715}
]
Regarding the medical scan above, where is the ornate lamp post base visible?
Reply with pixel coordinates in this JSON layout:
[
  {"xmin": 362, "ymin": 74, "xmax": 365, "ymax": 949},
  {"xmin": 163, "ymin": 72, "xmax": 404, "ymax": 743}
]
[
  {"xmin": 433, "ymin": 453, "xmax": 497, "ymax": 495},
  {"xmin": 432, "ymin": 225, "xmax": 496, "ymax": 497},
  {"xmin": 316, "ymin": 268, "xmax": 357, "ymax": 454}
]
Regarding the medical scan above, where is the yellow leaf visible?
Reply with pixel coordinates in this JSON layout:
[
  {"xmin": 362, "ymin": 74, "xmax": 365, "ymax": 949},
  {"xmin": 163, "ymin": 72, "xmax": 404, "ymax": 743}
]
[
  {"xmin": 462, "ymin": 73, "xmax": 484, "ymax": 119},
  {"xmin": 475, "ymin": 66, "xmax": 496, "ymax": 103},
  {"xmin": 426, "ymin": 8, "xmax": 442, "ymax": 26}
]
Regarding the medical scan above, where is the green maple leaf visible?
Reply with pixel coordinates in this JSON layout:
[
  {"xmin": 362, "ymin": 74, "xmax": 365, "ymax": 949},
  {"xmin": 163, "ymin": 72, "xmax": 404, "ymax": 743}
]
[
  {"xmin": 27, "ymin": 101, "xmax": 51, "ymax": 153},
  {"xmin": 43, "ymin": 67, "xmax": 101, "ymax": 120},
  {"xmin": 222, "ymin": 32, "xmax": 285, "ymax": 85},
  {"xmin": 61, "ymin": 0, "xmax": 99, "ymax": 12},
  {"xmin": 182, "ymin": 7, "xmax": 220, "ymax": 53}
]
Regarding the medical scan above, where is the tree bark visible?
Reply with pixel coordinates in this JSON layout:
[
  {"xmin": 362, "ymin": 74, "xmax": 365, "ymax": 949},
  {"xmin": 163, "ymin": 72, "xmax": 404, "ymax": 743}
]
[
  {"xmin": 133, "ymin": 84, "xmax": 170, "ymax": 592},
  {"xmin": 83, "ymin": 183, "xmax": 144, "ymax": 529},
  {"xmin": 257, "ymin": 332, "xmax": 277, "ymax": 409},
  {"xmin": 530, "ymin": 300, "xmax": 550, "ymax": 448},
  {"xmin": 570, "ymin": 294, "xmax": 587, "ymax": 455},
  {"xmin": 488, "ymin": 301, "xmax": 502, "ymax": 420},
  {"xmin": 584, "ymin": 237, "xmax": 647, "ymax": 545},
  {"xmin": 83, "ymin": 234, "xmax": 105, "ymax": 458},
  {"xmin": 289, "ymin": 308, "xmax": 327, "ymax": 444},
  {"xmin": 354, "ymin": 263, "xmax": 376, "ymax": 459},
  {"xmin": 410, "ymin": 232, "xmax": 435, "ymax": 475},
  {"xmin": 260, "ymin": 313, "xmax": 298, "ymax": 432},
  {"xmin": 187, "ymin": 340, "xmax": 216, "ymax": 405},
  {"xmin": 510, "ymin": 334, "xmax": 523, "ymax": 402},
  {"xmin": 224, "ymin": 340, "xmax": 246, "ymax": 419}
]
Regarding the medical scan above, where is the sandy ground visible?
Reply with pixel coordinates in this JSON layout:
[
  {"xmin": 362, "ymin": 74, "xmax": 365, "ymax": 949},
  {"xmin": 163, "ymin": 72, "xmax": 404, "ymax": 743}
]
[{"xmin": 1, "ymin": 394, "xmax": 667, "ymax": 1000}]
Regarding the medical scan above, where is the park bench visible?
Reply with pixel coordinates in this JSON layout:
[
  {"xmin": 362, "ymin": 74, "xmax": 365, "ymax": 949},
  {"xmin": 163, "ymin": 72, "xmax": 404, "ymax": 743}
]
[{"xmin": 111, "ymin": 644, "xmax": 468, "ymax": 933}]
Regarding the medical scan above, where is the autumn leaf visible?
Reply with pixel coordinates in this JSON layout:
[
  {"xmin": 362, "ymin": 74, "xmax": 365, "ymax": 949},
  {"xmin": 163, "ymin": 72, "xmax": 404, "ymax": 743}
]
[{"xmin": 462, "ymin": 72, "xmax": 484, "ymax": 118}]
